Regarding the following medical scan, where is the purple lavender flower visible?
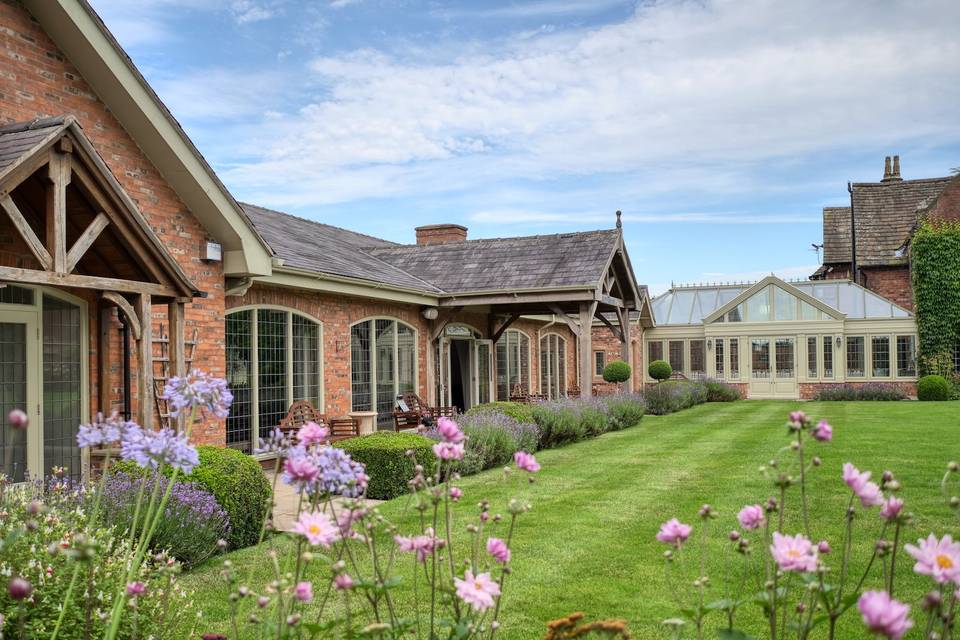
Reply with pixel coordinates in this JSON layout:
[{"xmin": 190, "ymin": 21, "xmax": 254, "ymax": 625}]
[
  {"xmin": 163, "ymin": 369, "xmax": 233, "ymax": 419},
  {"xmin": 77, "ymin": 411, "xmax": 139, "ymax": 449},
  {"xmin": 121, "ymin": 426, "xmax": 200, "ymax": 474}
]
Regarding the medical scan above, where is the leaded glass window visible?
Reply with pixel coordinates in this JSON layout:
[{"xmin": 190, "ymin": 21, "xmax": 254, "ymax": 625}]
[
  {"xmin": 668, "ymin": 340, "xmax": 684, "ymax": 373},
  {"xmin": 896, "ymin": 336, "xmax": 916, "ymax": 377},
  {"xmin": 776, "ymin": 338, "xmax": 795, "ymax": 377},
  {"xmin": 350, "ymin": 319, "xmax": 418, "ymax": 428},
  {"xmin": 872, "ymin": 336, "xmax": 890, "ymax": 377},
  {"xmin": 846, "ymin": 337, "xmax": 865, "ymax": 377},
  {"xmin": 715, "ymin": 339, "xmax": 724, "ymax": 378},
  {"xmin": 822, "ymin": 336, "xmax": 833, "ymax": 378},
  {"xmin": 690, "ymin": 340, "xmax": 705, "ymax": 377},
  {"xmin": 751, "ymin": 339, "xmax": 770, "ymax": 378},
  {"xmin": 539, "ymin": 334, "xmax": 567, "ymax": 399},
  {"xmin": 729, "ymin": 339, "xmax": 739, "ymax": 378},
  {"xmin": 496, "ymin": 330, "xmax": 530, "ymax": 400},
  {"xmin": 42, "ymin": 295, "xmax": 82, "ymax": 477},
  {"xmin": 648, "ymin": 341, "xmax": 663, "ymax": 364},
  {"xmin": 807, "ymin": 336, "xmax": 818, "ymax": 378}
]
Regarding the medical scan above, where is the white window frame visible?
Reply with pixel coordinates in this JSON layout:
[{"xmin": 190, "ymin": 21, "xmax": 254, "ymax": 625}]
[
  {"xmin": 349, "ymin": 316, "xmax": 419, "ymax": 414},
  {"xmin": 539, "ymin": 332, "xmax": 568, "ymax": 398},
  {"xmin": 496, "ymin": 328, "xmax": 532, "ymax": 399}
]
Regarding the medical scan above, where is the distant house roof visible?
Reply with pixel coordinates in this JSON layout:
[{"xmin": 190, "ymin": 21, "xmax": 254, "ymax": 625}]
[
  {"xmin": 242, "ymin": 204, "xmax": 627, "ymax": 299},
  {"xmin": 651, "ymin": 278, "xmax": 911, "ymax": 326},
  {"xmin": 822, "ymin": 177, "xmax": 952, "ymax": 267}
]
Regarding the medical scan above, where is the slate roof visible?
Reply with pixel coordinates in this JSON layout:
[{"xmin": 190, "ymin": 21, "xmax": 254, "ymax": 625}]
[
  {"xmin": 822, "ymin": 177, "xmax": 952, "ymax": 266},
  {"xmin": 0, "ymin": 116, "xmax": 68, "ymax": 178},
  {"xmin": 242, "ymin": 204, "xmax": 621, "ymax": 295},
  {"xmin": 240, "ymin": 203, "xmax": 442, "ymax": 293},
  {"xmin": 367, "ymin": 231, "xmax": 618, "ymax": 294}
]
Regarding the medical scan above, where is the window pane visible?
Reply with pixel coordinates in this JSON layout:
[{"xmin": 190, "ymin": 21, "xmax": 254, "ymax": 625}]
[
  {"xmin": 518, "ymin": 333, "xmax": 530, "ymax": 392},
  {"xmin": 846, "ymin": 337, "xmax": 865, "ymax": 377},
  {"xmin": 668, "ymin": 340, "xmax": 684, "ymax": 373},
  {"xmin": 648, "ymin": 341, "xmax": 663, "ymax": 363},
  {"xmin": 557, "ymin": 337, "xmax": 567, "ymax": 397},
  {"xmin": 751, "ymin": 339, "xmax": 770, "ymax": 378},
  {"xmin": 746, "ymin": 286, "xmax": 771, "ymax": 322},
  {"xmin": 225, "ymin": 311, "xmax": 253, "ymax": 451},
  {"xmin": 351, "ymin": 321, "xmax": 371, "ymax": 411},
  {"xmin": 774, "ymin": 288, "xmax": 796, "ymax": 321},
  {"xmin": 715, "ymin": 339, "xmax": 724, "ymax": 377},
  {"xmin": 727, "ymin": 305, "xmax": 743, "ymax": 322},
  {"xmin": 375, "ymin": 320, "xmax": 396, "ymax": 428},
  {"xmin": 776, "ymin": 338, "xmax": 795, "ymax": 377},
  {"xmin": 0, "ymin": 285, "xmax": 33, "ymax": 305},
  {"xmin": 822, "ymin": 336, "xmax": 833, "ymax": 378},
  {"xmin": 495, "ymin": 338, "xmax": 508, "ymax": 400},
  {"xmin": 539, "ymin": 336, "xmax": 549, "ymax": 396},
  {"xmin": 800, "ymin": 301, "xmax": 818, "ymax": 320},
  {"xmin": 896, "ymin": 336, "xmax": 916, "ymax": 377},
  {"xmin": 872, "ymin": 336, "xmax": 890, "ymax": 377},
  {"xmin": 397, "ymin": 324, "xmax": 416, "ymax": 394},
  {"xmin": 594, "ymin": 351, "xmax": 605, "ymax": 376},
  {"xmin": 477, "ymin": 342, "xmax": 491, "ymax": 404},
  {"xmin": 0, "ymin": 322, "xmax": 28, "ymax": 481},
  {"xmin": 690, "ymin": 340, "xmax": 705, "ymax": 376},
  {"xmin": 257, "ymin": 310, "xmax": 288, "ymax": 439},
  {"xmin": 807, "ymin": 336, "xmax": 818, "ymax": 378},
  {"xmin": 729, "ymin": 339, "xmax": 739, "ymax": 378},
  {"xmin": 42, "ymin": 295, "xmax": 82, "ymax": 478},
  {"xmin": 292, "ymin": 315, "xmax": 321, "ymax": 407}
]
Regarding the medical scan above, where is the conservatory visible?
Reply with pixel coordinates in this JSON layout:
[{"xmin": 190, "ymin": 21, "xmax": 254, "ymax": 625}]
[{"xmin": 645, "ymin": 276, "xmax": 918, "ymax": 399}]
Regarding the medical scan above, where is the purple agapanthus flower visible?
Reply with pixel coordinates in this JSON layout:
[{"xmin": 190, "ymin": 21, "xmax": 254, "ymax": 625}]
[
  {"xmin": 163, "ymin": 369, "xmax": 233, "ymax": 419},
  {"xmin": 77, "ymin": 411, "xmax": 139, "ymax": 449},
  {"xmin": 121, "ymin": 426, "xmax": 200, "ymax": 475},
  {"xmin": 255, "ymin": 426, "xmax": 293, "ymax": 456},
  {"xmin": 280, "ymin": 445, "xmax": 368, "ymax": 497}
]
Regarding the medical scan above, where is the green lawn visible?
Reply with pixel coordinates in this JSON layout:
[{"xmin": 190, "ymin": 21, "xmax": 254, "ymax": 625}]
[{"xmin": 181, "ymin": 401, "xmax": 959, "ymax": 639}]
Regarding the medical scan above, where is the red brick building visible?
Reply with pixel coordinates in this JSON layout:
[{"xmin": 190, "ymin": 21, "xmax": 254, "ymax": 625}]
[{"xmin": 0, "ymin": 0, "xmax": 648, "ymax": 477}]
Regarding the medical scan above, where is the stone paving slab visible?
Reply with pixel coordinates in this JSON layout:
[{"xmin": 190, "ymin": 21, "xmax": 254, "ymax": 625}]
[{"xmin": 267, "ymin": 471, "xmax": 382, "ymax": 532}]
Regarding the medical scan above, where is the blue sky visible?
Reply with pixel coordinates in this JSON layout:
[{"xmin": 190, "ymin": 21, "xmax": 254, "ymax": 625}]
[{"xmin": 89, "ymin": 0, "xmax": 960, "ymax": 294}]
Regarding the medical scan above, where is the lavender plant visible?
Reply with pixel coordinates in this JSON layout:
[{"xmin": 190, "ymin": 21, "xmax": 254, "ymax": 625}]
[
  {"xmin": 424, "ymin": 411, "xmax": 540, "ymax": 475},
  {"xmin": 213, "ymin": 415, "xmax": 539, "ymax": 639},
  {"xmin": 658, "ymin": 410, "xmax": 959, "ymax": 640}
]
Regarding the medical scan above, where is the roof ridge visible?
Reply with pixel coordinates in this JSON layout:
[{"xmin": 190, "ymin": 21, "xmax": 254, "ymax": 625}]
[
  {"xmin": 239, "ymin": 202, "xmax": 397, "ymax": 247},
  {"xmin": 851, "ymin": 176, "xmax": 953, "ymax": 187},
  {"xmin": 0, "ymin": 115, "xmax": 69, "ymax": 135},
  {"xmin": 368, "ymin": 228, "xmax": 619, "ymax": 252}
]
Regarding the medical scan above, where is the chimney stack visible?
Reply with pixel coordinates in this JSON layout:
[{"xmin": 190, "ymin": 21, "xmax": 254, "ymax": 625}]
[
  {"xmin": 415, "ymin": 224, "xmax": 468, "ymax": 245},
  {"xmin": 881, "ymin": 154, "xmax": 903, "ymax": 183}
]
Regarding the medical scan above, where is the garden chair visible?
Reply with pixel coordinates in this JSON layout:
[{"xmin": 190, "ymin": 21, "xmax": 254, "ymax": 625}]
[
  {"xmin": 392, "ymin": 392, "xmax": 455, "ymax": 430},
  {"xmin": 278, "ymin": 400, "xmax": 326, "ymax": 438},
  {"xmin": 327, "ymin": 417, "xmax": 359, "ymax": 442},
  {"xmin": 509, "ymin": 383, "xmax": 530, "ymax": 403}
]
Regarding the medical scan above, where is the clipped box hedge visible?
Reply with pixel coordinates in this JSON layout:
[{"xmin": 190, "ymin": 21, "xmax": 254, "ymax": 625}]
[{"xmin": 335, "ymin": 432, "xmax": 436, "ymax": 500}]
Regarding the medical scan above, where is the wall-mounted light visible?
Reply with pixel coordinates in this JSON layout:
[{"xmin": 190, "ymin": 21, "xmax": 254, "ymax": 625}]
[
  {"xmin": 835, "ymin": 336, "xmax": 843, "ymax": 347},
  {"xmin": 421, "ymin": 307, "xmax": 439, "ymax": 320},
  {"xmin": 706, "ymin": 339, "xmax": 713, "ymax": 349},
  {"xmin": 202, "ymin": 239, "xmax": 222, "ymax": 263}
]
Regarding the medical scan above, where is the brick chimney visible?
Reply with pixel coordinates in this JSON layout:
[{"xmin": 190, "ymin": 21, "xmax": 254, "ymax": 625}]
[
  {"xmin": 415, "ymin": 224, "xmax": 468, "ymax": 245},
  {"xmin": 881, "ymin": 155, "xmax": 903, "ymax": 182}
]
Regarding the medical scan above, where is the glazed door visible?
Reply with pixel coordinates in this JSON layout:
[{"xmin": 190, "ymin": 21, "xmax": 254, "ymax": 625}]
[
  {"xmin": 474, "ymin": 340, "xmax": 493, "ymax": 406},
  {"xmin": 749, "ymin": 336, "xmax": 798, "ymax": 398},
  {"xmin": 0, "ymin": 311, "xmax": 40, "ymax": 482}
]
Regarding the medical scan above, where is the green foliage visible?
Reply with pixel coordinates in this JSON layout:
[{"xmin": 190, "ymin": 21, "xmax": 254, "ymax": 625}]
[
  {"xmin": 602, "ymin": 359, "xmax": 632, "ymax": 384},
  {"xmin": 648, "ymin": 359, "xmax": 673, "ymax": 382},
  {"xmin": 644, "ymin": 381, "xmax": 709, "ymax": 415},
  {"xmin": 116, "ymin": 446, "xmax": 272, "ymax": 549},
  {"xmin": 602, "ymin": 394, "xmax": 646, "ymax": 430},
  {"xmin": 912, "ymin": 220, "xmax": 960, "ymax": 381},
  {"xmin": 918, "ymin": 374, "xmax": 951, "ymax": 401},
  {"xmin": 813, "ymin": 383, "xmax": 908, "ymax": 401},
  {"xmin": 531, "ymin": 403, "xmax": 588, "ymax": 448},
  {"xmin": 466, "ymin": 401, "xmax": 536, "ymax": 425},
  {"xmin": 335, "ymin": 432, "xmax": 436, "ymax": 500},
  {"xmin": 703, "ymin": 379, "xmax": 742, "ymax": 402}
]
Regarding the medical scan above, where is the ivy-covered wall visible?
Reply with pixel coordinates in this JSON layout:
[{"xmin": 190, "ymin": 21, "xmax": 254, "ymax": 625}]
[{"xmin": 911, "ymin": 219, "xmax": 960, "ymax": 378}]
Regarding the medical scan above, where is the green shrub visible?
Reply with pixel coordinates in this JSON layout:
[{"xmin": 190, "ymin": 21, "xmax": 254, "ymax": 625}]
[
  {"xmin": 918, "ymin": 375, "xmax": 951, "ymax": 401},
  {"xmin": 602, "ymin": 360, "xmax": 632, "ymax": 384},
  {"xmin": 602, "ymin": 393, "xmax": 646, "ymax": 430},
  {"xmin": 336, "ymin": 432, "xmax": 436, "ymax": 500},
  {"xmin": 531, "ymin": 402, "xmax": 588, "ymax": 448},
  {"xmin": 644, "ymin": 381, "xmax": 708, "ymax": 415},
  {"xmin": 113, "ymin": 445, "xmax": 271, "ymax": 549},
  {"xmin": 466, "ymin": 401, "xmax": 536, "ymax": 425},
  {"xmin": 704, "ymin": 379, "xmax": 742, "ymax": 402},
  {"xmin": 648, "ymin": 359, "xmax": 672, "ymax": 382},
  {"xmin": 813, "ymin": 383, "xmax": 908, "ymax": 401}
]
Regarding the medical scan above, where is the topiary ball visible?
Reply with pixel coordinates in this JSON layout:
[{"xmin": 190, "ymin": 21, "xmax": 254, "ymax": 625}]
[
  {"xmin": 602, "ymin": 360, "xmax": 632, "ymax": 384},
  {"xmin": 335, "ymin": 432, "xmax": 437, "ymax": 500},
  {"xmin": 648, "ymin": 359, "xmax": 672, "ymax": 382},
  {"xmin": 917, "ymin": 374, "xmax": 950, "ymax": 401}
]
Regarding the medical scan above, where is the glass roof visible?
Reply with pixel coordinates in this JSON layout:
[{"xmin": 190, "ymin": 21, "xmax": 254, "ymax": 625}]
[{"xmin": 650, "ymin": 279, "xmax": 911, "ymax": 326}]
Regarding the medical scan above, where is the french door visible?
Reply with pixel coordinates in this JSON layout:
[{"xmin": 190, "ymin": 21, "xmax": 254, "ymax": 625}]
[
  {"xmin": 439, "ymin": 337, "xmax": 494, "ymax": 411},
  {"xmin": 749, "ymin": 336, "xmax": 797, "ymax": 398},
  {"xmin": 0, "ymin": 310, "xmax": 40, "ymax": 482}
]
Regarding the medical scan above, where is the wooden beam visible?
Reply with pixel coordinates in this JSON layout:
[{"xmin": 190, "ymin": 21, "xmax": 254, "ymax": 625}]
[
  {"xmin": 102, "ymin": 292, "xmax": 141, "ymax": 341},
  {"xmin": 136, "ymin": 293, "xmax": 153, "ymax": 430},
  {"xmin": 65, "ymin": 212, "xmax": 109, "ymax": 273},
  {"xmin": 0, "ymin": 265, "xmax": 179, "ymax": 298},
  {"xmin": 547, "ymin": 303, "xmax": 582, "ymax": 337},
  {"xmin": 168, "ymin": 301, "xmax": 186, "ymax": 431},
  {"xmin": 596, "ymin": 312, "xmax": 623, "ymax": 342},
  {"xmin": 490, "ymin": 313, "xmax": 521, "ymax": 344},
  {"xmin": 99, "ymin": 305, "xmax": 114, "ymax": 416},
  {"xmin": 0, "ymin": 146, "xmax": 52, "ymax": 200},
  {"xmin": 596, "ymin": 293, "xmax": 625, "ymax": 308},
  {"xmin": 438, "ymin": 289, "xmax": 596, "ymax": 307},
  {"xmin": 1, "ymin": 195, "xmax": 52, "ymax": 270},
  {"xmin": 45, "ymin": 151, "xmax": 70, "ymax": 273},
  {"xmin": 578, "ymin": 301, "xmax": 598, "ymax": 398},
  {"xmin": 619, "ymin": 306, "xmax": 633, "ymax": 392}
]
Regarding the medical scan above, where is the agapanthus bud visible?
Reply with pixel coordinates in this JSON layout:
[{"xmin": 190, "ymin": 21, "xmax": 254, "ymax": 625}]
[
  {"xmin": 698, "ymin": 504, "xmax": 714, "ymax": 519},
  {"xmin": 817, "ymin": 540, "xmax": 831, "ymax": 554},
  {"xmin": 286, "ymin": 614, "xmax": 301, "ymax": 626},
  {"xmin": 765, "ymin": 497, "xmax": 779, "ymax": 513},
  {"xmin": 729, "ymin": 530, "xmax": 740, "ymax": 542},
  {"xmin": 811, "ymin": 456, "xmax": 822, "ymax": 467},
  {"xmin": 257, "ymin": 596, "xmax": 269, "ymax": 608},
  {"xmin": 921, "ymin": 590, "xmax": 942, "ymax": 612},
  {"xmin": 8, "ymin": 577, "xmax": 32, "ymax": 600},
  {"xmin": 796, "ymin": 602, "xmax": 806, "ymax": 614},
  {"xmin": 948, "ymin": 461, "xmax": 959, "ymax": 473}
]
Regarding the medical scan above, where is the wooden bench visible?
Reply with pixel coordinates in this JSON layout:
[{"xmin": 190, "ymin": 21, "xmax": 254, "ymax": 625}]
[
  {"xmin": 509, "ymin": 383, "xmax": 547, "ymax": 403},
  {"xmin": 278, "ymin": 399, "xmax": 326, "ymax": 439},
  {"xmin": 392, "ymin": 392, "xmax": 455, "ymax": 431},
  {"xmin": 327, "ymin": 417, "xmax": 359, "ymax": 442}
]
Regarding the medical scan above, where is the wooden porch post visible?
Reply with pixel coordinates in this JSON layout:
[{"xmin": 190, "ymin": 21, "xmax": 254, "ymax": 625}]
[
  {"xmin": 620, "ymin": 309, "xmax": 633, "ymax": 392},
  {"xmin": 578, "ymin": 302, "xmax": 598, "ymax": 397},
  {"xmin": 136, "ymin": 293, "xmax": 153, "ymax": 430},
  {"xmin": 98, "ymin": 304, "xmax": 113, "ymax": 414},
  {"xmin": 168, "ymin": 301, "xmax": 186, "ymax": 430}
]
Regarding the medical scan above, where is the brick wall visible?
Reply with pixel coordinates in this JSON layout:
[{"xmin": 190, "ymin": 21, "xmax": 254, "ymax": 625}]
[
  {"xmin": 0, "ymin": 1, "xmax": 226, "ymax": 444},
  {"xmin": 228, "ymin": 285, "xmax": 584, "ymax": 415},
  {"xmin": 923, "ymin": 175, "xmax": 960, "ymax": 224},
  {"xmin": 589, "ymin": 324, "xmax": 643, "ymax": 393},
  {"xmin": 861, "ymin": 266, "xmax": 913, "ymax": 311},
  {"xmin": 414, "ymin": 224, "xmax": 468, "ymax": 245}
]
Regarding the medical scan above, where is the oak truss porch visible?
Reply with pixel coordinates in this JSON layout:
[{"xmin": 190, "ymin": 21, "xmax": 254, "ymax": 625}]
[
  {"xmin": 0, "ymin": 116, "xmax": 199, "ymax": 477},
  {"xmin": 427, "ymin": 223, "xmax": 649, "ymax": 399}
]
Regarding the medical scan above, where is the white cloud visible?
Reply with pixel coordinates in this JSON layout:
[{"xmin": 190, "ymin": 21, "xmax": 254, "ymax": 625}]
[
  {"xmin": 229, "ymin": 1, "xmax": 279, "ymax": 24},
  {"xmin": 214, "ymin": 0, "xmax": 960, "ymax": 209},
  {"xmin": 330, "ymin": 0, "xmax": 362, "ymax": 7}
]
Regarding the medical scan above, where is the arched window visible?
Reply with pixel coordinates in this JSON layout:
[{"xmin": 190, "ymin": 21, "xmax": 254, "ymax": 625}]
[
  {"xmin": 225, "ymin": 307, "xmax": 322, "ymax": 453},
  {"xmin": 495, "ymin": 329, "xmax": 530, "ymax": 400},
  {"xmin": 540, "ymin": 333, "xmax": 567, "ymax": 399},
  {"xmin": 350, "ymin": 318, "xmax": 417, "ymax": 429}
]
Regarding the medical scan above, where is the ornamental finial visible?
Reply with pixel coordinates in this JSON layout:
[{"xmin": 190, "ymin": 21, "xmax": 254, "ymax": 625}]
[{"xmin": 615, "ymin": 210, "xmax": 622, "ymax": 229}]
